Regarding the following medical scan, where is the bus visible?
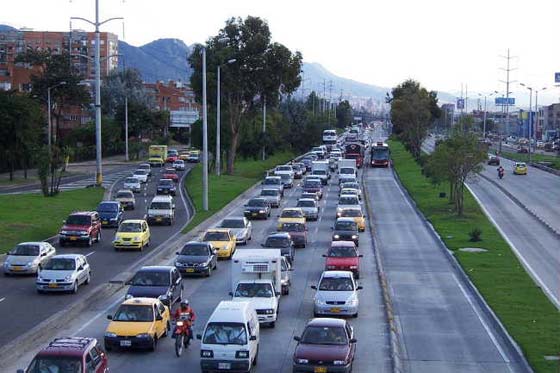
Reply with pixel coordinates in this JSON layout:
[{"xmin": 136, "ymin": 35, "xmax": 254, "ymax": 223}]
[
  {"xmin": 344, "ymin": 143, "xmax": 364, "ymax": 168},
  {"xmin": 370, "ymin": 142, "xmax": 390, "ymax": 167},
  {"xmin": 322, "ymin": 129, "xmax": 337, "ymax": 150}
]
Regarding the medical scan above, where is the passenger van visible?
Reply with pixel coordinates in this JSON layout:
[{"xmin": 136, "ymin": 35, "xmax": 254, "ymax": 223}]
[
  {"xmin": 197, "ymin": 301, "xmax": 260, "ymax": 373},
  {"xmin": 147, "ymin": 195, "xmax": 175, "ymax": 225}
]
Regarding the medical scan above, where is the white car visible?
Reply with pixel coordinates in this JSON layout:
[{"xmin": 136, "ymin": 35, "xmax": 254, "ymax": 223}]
[
  {"xmin": 296, "ymin": 198, "xmax": 319, "ymax": 221},
  {"xmin": 4, "ymin": 242, "xmax": 56, "ymax": 275},
  {"xmin": 132, "ymin": 169, "xmax": 149, "ymax": 183},
  {"xmin": 312, "ymin": 270, "xmax": 362, "ymax": 317},
  {"xmin": 218, "ymin": 216, "xmax": 253, "ymax": 245},
  {"xmin": 36, "ymin": 254, "xmax": 91, "ymax": 294},
  {"xmin": 260, "ymin": 188, "xmax": 282, "ymax": 208},
  {"xmin": 123, "ymin": 177, "xmax": 141, "ymax": 193},
  {"xmin": 340, "ymin": 188, "xmax": 361, "ymax": 200},
  {"xmin": 173, "ymin": 159, "xmax": 186, "ymax": 171},
  {"xmin": 275, "ymin": 165, "xmax": 295, "ymax": 179},
  {"xmin": 138, "ymin": 163, "xmax": 152, "ymax": 176},
  {"xmin": 336, "ymin": 195, "xmax": 361, "ymax": 218}
]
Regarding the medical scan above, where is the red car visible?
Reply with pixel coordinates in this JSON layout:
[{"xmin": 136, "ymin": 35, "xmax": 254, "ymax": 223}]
[
  {"xmin": 278, "ymin": 222, "xmax": 308, "ymax": 248},
  {"xmin": 59, "ymin": 211, "xmax": 102, "ymax": 247},
  {"xmin": 293, "ymin": 318, "xmax": 356, "ymax": 373},
  {"xmin": 322, "ymin": 241, "xmax": 362, "ymax": 278},
  {"xmin": 19, "ymin": 337, "xmax": 108, "ymax": 373},
  {"xmin": 163, "ymin": 168, "xmax": 179, "ymax": 183}
]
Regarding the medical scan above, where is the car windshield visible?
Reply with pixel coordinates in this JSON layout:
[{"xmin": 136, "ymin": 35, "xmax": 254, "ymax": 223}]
[
  {"xmin": 248, "ymin": 199, "xmax": 266, "ymax": 207},
  {"xmin": 203, "ymin": 322, "xmax": 247, "ymax": 345},
  {"xmin": 312, "ymin": 170, "xmax": 326, "ymax": 175},
  {"xmin": 234, "ymin": 283, "xmax": 274, "ymax": 298},
  {"xmin": 372, "ymin": 148, "xmax": 389, "ymax": 160},
  {"xmin": 180, "ymin": 244, "xmax": 209, "ymax": 256},
  {"xmin": 220, "ymin": 219, "xmax": 245, "ymax": 228},
  {"xmin": 9, "ymin": 244, "xmax": 40, "ymax": 256},
  {"xmin": 341, "ymin": 209, "xmax": 361, "ymax": 218},
  {"xmin": 125, "ymin": 177, "xmax": 138, "ymax": 184},
  {"xmin": 116, "ymin": 191, "xmax": 133, "ymax": 198},
  {"xmin": 342, "ymin": 183, "xmax": 359, "ymax": 190},
  {"xmin": 297, "ymin": 200, "xmax": 315, "ymax": 207},
  {"xmin": 339, "ymin": 197, "xmax": 358, "ymax": 205},
  {"xmin": 345, "ymin": 154, "xmax": 359, "ymax": 160},
  {"xmin": 301, "ymin": 326, "xmax": 348, "ymax": 345},
  {"xmin": 27, "ymin": 356, "xmax": 83, "ymax": 373},
  {"xmin": 340, "ymin": 167, "xmax": 355, "ymax": 174},
  {"xmin": 281, "ymin": 210, "xmax": 303, "ymax": 218},
  {"xmin": 341, "ymin": 189, "xmax": 357, "ymax": 195},
  {"xmin": 280, "ymin": 223, "xmax": 305, "ymax": 232},
  {"xmin": 261, "ymin": 190, "xmax": 278, "ymax": 196},
  {"xmin": 65, "ymin": 215, "xmax": 91, "ymax": 225},
  {"xmin": 279, "ymin": 174, "xmax": 292, "ymax": 180},
  {"xmin": 43, "ymin": 258, "xmax": 76, "ymax": 271},
  {"xmin": 150, "ymin": 202, "xmax": 171, "ymax": 209},
  {"xmin": 319, "ymin": 277, "xmax": 354, "ymax": 291},
  {"xmin": 129, "ymin": 271, "xmax": 170, "ymax": 286},
  {"xmin": 203, "ymin": 232, "xmax": 229, "ymax": 241},
  {"xmin": 516, "ymin": 163, "xmax": 526, "ymax": 167},
  {"xmin": 97, "ymin": 203, "xmax": 118, "ymax": 212},
  {"xmin": 139, "ymin": 164, "xmax": 150, "ymax": 169},
  {"xmin": 134, "ymin": 170, "xmax": 147, "ymax": 175},
  {"xmin": 340, "ymin": 178, "xmax": 356, "ymax": 184},
  {"xmin": 328, "ymin": 247, "xmax": 358, "ymax": 257},
  {"xmin": 277, "ymin": 166, "xmax": 291, "ymax": 171},
  {"xmin": 263, "ymin": 178, "xmax": 280, "ymax": 185},
  {"xmin": 304, "ymin": 181, "xmax": 321, "ymax": 188},
  {"xmin": 335, "ymin": 221, "xmax": 357, "ymax": 231},
  {"xmin": 159, "ymin": 179, "xmax": 173, "ymax": 186},
  {"xmin": 265, "ymin": 237, "xmax": 290, "ymax": 247},
  {"xmin": 119, "ymin": 222, "xmax": 142, "ymax": 232},
  {"xmin": 113, "ymin": 304, "xmax": 154, "ymax": 322}
]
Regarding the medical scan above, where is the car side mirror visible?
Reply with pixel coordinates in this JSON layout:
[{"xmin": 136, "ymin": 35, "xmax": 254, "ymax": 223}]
[
  {"xmin": 357, "ymin": 286, "xmax": 363, "ymax": 290},
  {"xmin": 322, "ymin": 254, "xmax": 327, "ymax": 257},
  {"xmin": 106, "ymin": 314, "xmax": 113, "ymax": 320},
  {"xmin": 350, "ymin": 338, "xmax": 357, "ymax": 343},
  {"xmin": 175, "ymin": 251, "xmax": 180, "ymax": 255},
  {"xmin": 359, "ymin": 254, "xmax": 363, "ymax": 257},
  {"xmin": 196, "ymin": 334, "xmax": 202, "ymax": 340},
  {"xmin": 228, "ymin": 291, "xmax": 233, "ymax": 296},
  {"xmin": 250, "ymin": 335, "xmax": 257, "ymax": 341},
  {"xmin": 156, "ymin": 315, "xmax": 163, "ymax": 321},
  {"xmin": 260, "ymin": 244, "xmax": 265, "ymax": 247},
  {"xmin": 62, "ymin": 220, "xmax": 66, "ymax": 224},
  {"xmin": 293, "ymin": 336, "xmax": 301, "ymax": 342},
  {"xmin": 310, "ymin": 285, "xmax": 317, "ymax": 290},
  {"xmin": 78, "ymin": 266, "xmax": 84, "ymax": 271},
  {"xmin": 41, "ymin": 252, "xmax": 47, "ymax": 256}
]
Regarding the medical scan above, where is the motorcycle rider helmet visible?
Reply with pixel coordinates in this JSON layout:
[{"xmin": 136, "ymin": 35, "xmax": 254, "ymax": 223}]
[{"xmin": 180, "ymin": 299, "xmax": 189, "ymax": 308}]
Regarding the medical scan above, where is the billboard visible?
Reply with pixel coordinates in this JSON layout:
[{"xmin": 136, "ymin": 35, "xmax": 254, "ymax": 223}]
[
  {"xmin": 170, "ymin": 110, "xmax": 199, "ymax": 128},
  {"xmin": 456, "ymin": 98, "xmax": 465, "ymax": 110},
  {"xmin": 555, "ymin": 72, "xmax": 560, "ymax": 83},
  {"xmin": 495, "ymin": 97, "xmax": 515, "ymax": 106}
]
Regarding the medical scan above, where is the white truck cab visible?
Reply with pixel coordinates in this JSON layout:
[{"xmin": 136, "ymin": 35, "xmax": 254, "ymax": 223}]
[
  {"xmin": 198, "ymin": 301, "xmax": 259, "ymax": 373},
  {"xmin": 147, "ymin": 195, "xmax": 175, "ymax": 225}
]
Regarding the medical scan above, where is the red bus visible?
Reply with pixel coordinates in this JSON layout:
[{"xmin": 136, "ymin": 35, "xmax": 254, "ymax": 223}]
[
  {"xmin": 370, "ymin": 142, "xmax": 390, "ymax": 167},
  {"xmin": 344, "ymin": 143, "xmax": 364, "ymax": 168}
]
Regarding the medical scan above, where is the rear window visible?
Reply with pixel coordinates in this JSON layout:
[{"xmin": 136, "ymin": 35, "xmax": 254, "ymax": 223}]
[
  {"xmin": 66, "ymin": 215, "xmax": 91, "ymax": 225},
  {"xmin": 27, "ymin": 356, "xmax": 83, "ymax": 373},
  {"xmin": 335, "ymin": 220, "xmax": 357, "ymax": 231}
]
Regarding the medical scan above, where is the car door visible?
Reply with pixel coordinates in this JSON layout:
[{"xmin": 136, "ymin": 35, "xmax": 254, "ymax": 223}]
[
  {"xmin": 153, "ymin": 304, "xmax": 164, "ymax": 337},
  {"xmin": 171, "ymin": 269, "xmax": 182, "ymax": 303},
  {"xmin": 207, "ymin": 245, "xmax": 216, "ymax": 268},
  {"xmin": 346, "ymin": 323, "xmax": 356, "ymax": 360},
  {"xmin": 77, "ymin": 257, "xmax": 87, "ymax": 284},
  {"xmin": 245, "ymin": 219, "xmax": 252, "ymax": 239}
]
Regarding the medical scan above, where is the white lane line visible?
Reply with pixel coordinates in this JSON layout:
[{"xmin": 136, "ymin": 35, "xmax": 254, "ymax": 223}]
[
  {"xmin": 452, "ymin": 274, "xmax": 512, "ymax": 367},
  {"xmin": 72, "ymin": 295, "xmax": 124, "ymax": 336},
  {"xmin": 0, "ymin": 297, "xmax": 6, "ymax": 303},
  {"xmin": 85, "ymin": 251, "xmax": 95, "ymax": 257},
  {"xmin": 466, "ymin": 183, "xmax": 560, "ymax": 309}
]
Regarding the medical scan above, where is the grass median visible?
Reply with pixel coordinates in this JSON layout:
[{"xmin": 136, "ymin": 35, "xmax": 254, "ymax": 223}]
[
  {"xmin": 500, "ymin": 151, "xmax": 560, "ymax": 170},
  {"xmin": 182, "ymin": 152, "xmax": 295, "ymax": 234},
  {"xmin": 389, "ymin": 139, "xmax": 560, "ymax": 372},
  {"xmin": 0, "ymin": 188, "xmax": 105, "ymax": 254}
]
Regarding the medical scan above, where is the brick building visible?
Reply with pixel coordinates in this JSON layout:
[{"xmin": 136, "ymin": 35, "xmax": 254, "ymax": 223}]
[{"xmin": 144, "ymin": 80, "xmax": 200, "ymax": 129}]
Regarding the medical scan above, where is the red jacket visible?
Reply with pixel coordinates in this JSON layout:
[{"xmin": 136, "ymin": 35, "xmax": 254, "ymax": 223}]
[{"xmin": 173, "ymin": 306, "xmax": 196, "ymax": 322}]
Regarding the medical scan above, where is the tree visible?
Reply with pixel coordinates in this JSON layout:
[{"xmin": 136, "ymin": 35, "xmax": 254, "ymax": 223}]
[
  {"xmin": 336, "ymin": 100, "xmax": 353, "ymax": 128},
  {"xmin": 389, "ymin": 80, "xmax": 441, "ymax": 159},
  {"xmin": 189, "ymin": 16, "xmax": 302, "ymax": 174},
  {"xmin": 425, "ymin": 132, "xmax": 487, "ymax": 215},
  {"xmin": 101, "ymin": 68, "xmax": 153, "ymax": 117}
]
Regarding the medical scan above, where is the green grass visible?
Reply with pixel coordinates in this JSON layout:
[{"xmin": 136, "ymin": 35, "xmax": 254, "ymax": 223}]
[
  {"xmin": 500, "ymin": 151, "xmax": 560, "ymax": 170},
  {"xmin": 0, "ymin": 188, "xmax": 105, "ymax": 254},
  {"xmin": 182, "ymin": 152, "xmax": 295, "ymax": 234},
  {"xmin": 389, "ymin": 139, "xmax": 560, "ymax": 372}
]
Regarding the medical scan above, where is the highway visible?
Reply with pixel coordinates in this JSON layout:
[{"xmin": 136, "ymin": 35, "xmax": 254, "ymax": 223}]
[
  {"xmin": 423, "ymin": 137, "xmax": 560, "ymax": 307},
  {"xmin": 7, "ymin": 165, "xmax": 392, "ymax": 373},
  {"xmin": 0, "ymin": 164, "xmax": 193, "ymax": 347}
]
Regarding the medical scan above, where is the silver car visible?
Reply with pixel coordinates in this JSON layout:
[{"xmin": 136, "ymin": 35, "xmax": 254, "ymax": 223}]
[
  {"xmin": 218, "ymin": 216, "xmax": 252, "ymax": 245},
  {"xmin": 336, "ymin": 195, "xmax": 361, "ymax": 218},
  {"xmin": 36, "ymin": 254, "xmax": 91, "ymax": 294},
  {"xmin": 260, "ymin": 188, "xmax": 281, "ymax": 208},
  {"xmin": 312, "ymin": 270, "xmax": 362, "ymax": 318},
  {"xmin": 123, "ymin": 177, "xmax": 141, "ymax": 193},
  {"xmin": 296, "ymin": 198, "xmax": 319, "ymax": 221},
  {"xmin": 4, "ymin": 242, "xmax": 56, "ymax": 275}
]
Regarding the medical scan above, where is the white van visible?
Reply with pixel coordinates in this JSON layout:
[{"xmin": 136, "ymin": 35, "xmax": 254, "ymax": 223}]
[
  {"xmin": 146, "ymin": 195, "xmax": 175, "ymax": 225},
  {"xmin": 198, "ymin": 301, "xmax": 260, "ymax": 372}
]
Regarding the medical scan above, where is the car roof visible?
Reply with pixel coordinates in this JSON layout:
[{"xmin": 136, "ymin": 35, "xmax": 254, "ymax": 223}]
[
  {"xmin": 158, "ymin": 178, "xmax": 173, "ymax": 182},
  {"xmin": 321, "ymin": 270, "xmax": 354, "ymax": 278},
  {"xmin": 51, "ymin": 254, "xmax": 83, "ymax": 260},
  {"xmin": 297, "ymin": 198, "xmax": 316, "ymax": 203},
  {"xmin": 16, "ymin": 241, "xmax": 47, "ymax": 246},
  {"xmin": 267, "ymin": 232, "xmax": 290, "ymax": 238},
  {"xmin": 261, "ymin": 188, "xmax": 279, "ymax": 193},
  {"xmin": 98, "ymin": 200, "xmax": 120, "ymax": 205},
  {"xmin": 122, "ymin": 297, "xmax": 161, "ymax": 306},
  {"xmin": 336, "ymin": 217, "xmax": 356, "ymax": 223},
  {"xmin": 151, "ymin": 195, "xmax": 173, "ymax": 202},
  {"xmin": 137, "ymin": 265, "xmax": 174, "ymax": 273},
  {"xmin": 36, "ymin": 337, "xmax": 97, "ymax": 357},
  {"xmin": 331, "ymin": 241, "xmax": 356, "ymax": 248},
  {"xmin": 68, "ymin": 211, "xmax": 96, "ymax": 217},
  {"xmin": 121, "ymin": 219, "xmax": 146, "ymax": 224},
  {"xmin": 116, "ymin": 189, "xmax": 134, "ymax": 194},
  {"xmin": 206, "ymin": 228, "xmax": 231, "ymax": 233},
  {"xmin": 209, "ymin": 301, "xmax": 253, "ymax": 323},
  {"xmin": 282, "ymin": 207, "xmax": 303, "ymax": 212},
  {"xmin": 307, "ymin": 317, "xmax": 346, "ymax": 328},
  {"xmin": 223, "ymin": 216, "xmax": 245, "ymax": 221}
]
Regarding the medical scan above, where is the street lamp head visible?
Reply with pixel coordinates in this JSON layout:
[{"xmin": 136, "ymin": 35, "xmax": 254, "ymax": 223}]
[
  {"xmin": 217, "ymin": 37, "xmax": 230, "ymax": 43},
  {"xmin": 519, "ymin": 82, "xmax": 526, "ymax": 87},
  {"xmin": 227, "ymin": 59, "xmax": 237, "ymax": 64}
]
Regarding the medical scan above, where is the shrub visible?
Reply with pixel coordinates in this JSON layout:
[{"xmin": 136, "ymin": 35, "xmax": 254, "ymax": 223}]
[{"xmin": 468, "ymin": 227, "xmax": 482, "ymax": 242}]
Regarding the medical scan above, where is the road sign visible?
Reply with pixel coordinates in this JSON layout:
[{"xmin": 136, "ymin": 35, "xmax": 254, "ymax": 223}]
[
  {"xmin": 555, "ymin": 72, "xmax": 560, "ymax": 83},
  {"xmin": 495, "ymin": 97, "xmax": 515, "ymax": 106},
  {"xmin": 456, "ymin": 98, "xmax": 465, "ymax": 110}
]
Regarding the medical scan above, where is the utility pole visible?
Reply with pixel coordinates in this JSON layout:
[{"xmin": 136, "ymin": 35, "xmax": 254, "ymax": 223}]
[
  {"xmin": 499, "ymin": 48, "xmax": 517, "ymax": 153},
  {"xmin": 322, "ymin": 79, "xmax": 326, "ymax": 114},
  {"xmin": 262, "ymin": 96, "xmax": 266, "ymax": 161},
  {"xmin": 202, "ymin": 46, "xmax": 208, "ymax": 211}
]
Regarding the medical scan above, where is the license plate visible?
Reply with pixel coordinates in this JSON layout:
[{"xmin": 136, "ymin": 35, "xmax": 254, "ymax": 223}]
[
  {"xmin": 12, "ymin": 266, "xmax": 24, "ymax": 271},
  {"xmin": 48, "ymin": 283, "xmax": 58, "ymax": 288},
  {"xmin": 120, "ymin": 340, "xmax": 131, "ymax": 347},
  {"xmin": 69, "ymin": 237, "xmax": 78, "ymax": 241},
  {"xmin": 123, "ymin": 242, "xmax": 131, "ymax": 245},
  {"xmin": 330, "ymin": 307, "xmax": 341, "ymax": 313},
  {"xmin": 186, "ymin": 268, "xmax": 195, "ymax": 273},
  {"xmin": 156, "ymin": 217, "xmax": 162, "ymax": 221},
  {"xmin": 314, "ymin": 367, "xmax": 327, "ymax": 373},
  {"xmin": 218, "ymin": 362, "xmax": 231, "ymax": 370},
  {"xmin": 252, "ymin": 213, "xmax": 257, "ymax": 216},
  {"xmin": 102, "ymin": 221, "xmax": 108, "ymax": 225}
]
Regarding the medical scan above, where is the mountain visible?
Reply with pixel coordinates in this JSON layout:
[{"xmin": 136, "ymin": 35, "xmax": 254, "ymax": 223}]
[
  {"xmin": 0, "ymin": 25, "xmax": 17, "ymax": 31},
  {"xmin": 119, "ymin": 38, "xmax": 192, "ymax": 83}
]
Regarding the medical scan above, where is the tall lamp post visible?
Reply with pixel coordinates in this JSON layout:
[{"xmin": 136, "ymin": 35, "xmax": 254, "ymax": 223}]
[
  {"xmin": 47, "ymin": 81, "xmax": 67, "ymax": 153},
  {"xmin": 216, "ymin": 58, "xmax": 236, "ymax": 176},
  {"xmin": 520, "ymin": 83, "xmax": 533, "ymax": 162},
  {"xmin": 534, "ymin": 87, "xmax": 548, "ymax": 148},
  {"xmin": 201, "ymin": 46, "xmax": 209, "ymax": 211},
  {"xmin": 71, "ymin": 0, "xmax": 123, "ymax": 186},
  {"xmin": 478, "ymin": 91, "xmax": 498, "ymax": 139}
]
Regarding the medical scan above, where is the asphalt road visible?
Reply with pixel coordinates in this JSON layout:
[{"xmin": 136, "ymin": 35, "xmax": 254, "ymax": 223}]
[
  {"xmin": 0, "ymin": 163, "xmax": 193, "ymax": 347},
  {"xmin": 7, "ymin": 167, "xmax": 392, "ymax": 372},
  {"xmin": 370, "ymin": 130, "xmax": 526, "ymax": 372}
]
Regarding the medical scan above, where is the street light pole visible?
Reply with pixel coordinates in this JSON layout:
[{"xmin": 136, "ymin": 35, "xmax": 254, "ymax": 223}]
[
  {"xmin": 124, "ymin": 95, "xmax": 129, "ymax": 161},
  {"xmin": 534, "ymin": 87, "xmax": 547, "ymax": 147},
  {"xmin": 520, "ymin": 83, "xmax": 533, "ymax": 163},
  {"xmin": 202, "ymin": 46, "xmax": 208, "ymax": 211},
  {"xmin": 262, "ymin": 96, "xmax": 266, "ymax": 161},
  {"xmin": 216, "ymin": 58, "xmax": 236, "ymax": 176}
]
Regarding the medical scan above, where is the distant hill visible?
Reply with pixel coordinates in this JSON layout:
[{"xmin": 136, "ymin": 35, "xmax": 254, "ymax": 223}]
[{"xmin": 0, "ymin": 25, "xmax": 17, "ymax": 31}]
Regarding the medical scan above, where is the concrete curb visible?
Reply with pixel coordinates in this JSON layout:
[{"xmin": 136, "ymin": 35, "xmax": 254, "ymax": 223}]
[
  {"xmin": 478, "ymin": 173, "xmax": 560, "ymax": 238},
  {"xmin": 361, "ymin": 166, "xmax": 405, "ymax": 373},
  {"xmin": 391, "ymin": 167, "xmax": 533, "ymax": 373}
]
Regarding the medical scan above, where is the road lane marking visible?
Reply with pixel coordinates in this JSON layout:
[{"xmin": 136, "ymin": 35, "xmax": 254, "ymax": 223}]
[
  {"xmin": 72, "ymin": 295, "xmax": 125, "ymax": 336},
  {"xmin": 0, "ymin": 297, "xmax": 5, "ymax": 303},
  {"xmin": 85, "ymin": 251, "xmax": 95, "ymax": 257}
]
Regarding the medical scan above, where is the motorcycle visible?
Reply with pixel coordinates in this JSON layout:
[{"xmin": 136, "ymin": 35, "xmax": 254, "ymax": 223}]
[
  {"xmin": 498, "ymin": 169, "xmax": 504, "ymax": 179},
  {"xmin": 173, "ymin": 313, "xmax": 192, "ymax": 357}
]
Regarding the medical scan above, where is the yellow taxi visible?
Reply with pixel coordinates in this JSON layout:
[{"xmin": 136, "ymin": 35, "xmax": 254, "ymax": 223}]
[
  {"xmin": 340, "ymin": 207, "xmax": 366, "ymax": 232},
  {"xmin": 179, "ymin": 151, "xmax": 190, "ymax": 161},
  {"xmin": 513, "ymin": 162, "xmax": 528, "ymax": 175},
  {"xmin": 201, "ymin": 228, "xmax": 236, "ymax": 259},
  {"xmin": 277, "ymin": 207, "xmax": 306, "ymax": 229},
  {"xmin": 113, "ymin": 219, "xmax": 151, "ymax": 251},
  {"xmin": 104, "ymin": 297, "xmax": 170, "ymax": 351},
  {"xmin": 149, "ymin": 156, "xmax": 164, "ymax": 167}
]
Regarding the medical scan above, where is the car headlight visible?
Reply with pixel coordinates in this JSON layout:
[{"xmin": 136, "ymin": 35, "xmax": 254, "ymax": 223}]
[
  {"xmin": 352, "ymin": 235, "xmax": 358, "ymax": 239},
  {"xmin": 296, "ymin": 358, "xmax": 309, "ymax": 364},
  {"xmin": 244, "ymin": 210, "xmax": 251, "ymax": 214},
  {"xmin": 60, "ymin": 230, "xmax": 70, "ymax": 235},
  {"xmin": 235, "ymin": 350, "xmax": 250, "ymax": 359},
  {"xmin": 104, "ymin": 332, "xmax": 117, "ymax": 338},
  {"xmin": 264, "ymin": 309, "xmax": 274, "ymax": 315},
  {"xmin": 80, "ymin": 231, "xmax": 89, "ymax": 236},
  {"xmin": 259, "ymin": 210, "xmax": 266, "ymax": 214},
  {"xmin": 136, "ymin": 333, "xmax": 151, "ymax": 338},
  {"xmin": 333, "ymin": 360, "xmax": 346, "ymax": 365},
  {"xmin": 133, "ymin": 236, "xmax": 142, "ymax": 242},
  {"xmin": 64, "ymin": 275, "xmax": 74, "ymax": 282},
  {"xmin": 201, "ymin": 350, "xmax": 214, "ymax": 358},
  {"xmin": 334, "ymin": 234, "xmax": 340, "ymax": 239},
  {"xmin": 315, "ymin": 298, "xmax": 327, "ymax": 305},
  {"xmin": 110, "ymin": 217, "xmax": 117, "ymax": 221},
  {"xmin": 125, "ymin": 294, "xmax": 134, "ymax": 300},
  {"xmin": 347, "ymin": 297, "xmax": 358, "ymax": 305}
]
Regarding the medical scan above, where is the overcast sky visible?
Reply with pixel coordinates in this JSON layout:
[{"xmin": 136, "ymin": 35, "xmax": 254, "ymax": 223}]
[{"xmin": 2, "ymin": 0, "xmax": 559, "ymax": 105}]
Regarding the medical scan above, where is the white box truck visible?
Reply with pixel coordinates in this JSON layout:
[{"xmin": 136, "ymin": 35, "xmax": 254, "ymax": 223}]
[
  {"xmin": 311, "ymin": 160, "xmax": 330, "ymax": 184},
  {"xmin": 230, "ymin": 249, "xmax": 282, "ymax": 327},
  {"xmin": 338, "ymin": 159, "xmax": 357, "ymax": 178}
]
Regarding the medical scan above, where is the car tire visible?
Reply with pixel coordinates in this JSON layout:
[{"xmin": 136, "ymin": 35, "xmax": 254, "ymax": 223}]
[
  {"xmin": 149, "ymin": 335, "xmax": 157, "ymax": 351},
  {"xmin": 85, "ymin": 272, "xmax": 91, "ymax": 285},
  {"xmin": 206, "ymin": 265, "xmax": 212, "ymax": 277},
  {"xmin": 59, "ymin": 241, "xmax": 65, "ymax": 248},
  {"xmin": 87, "ymin": 236, "xmax": 93, "ymax": 247},
  {"xmin": 72, "ymin": 281, "xmax": 78, "ymax": 294},
  {"xmin": 253, "ymin": 346, "xmax": 259, "ymax": 366},
  {"xmin": 353, "ymin": 312, "xmax": 358, "ymax": 318},
  {"xmin": 96, "ymin": 231, "xmax": 101, "ymax": 243},
  {"xmin": 37, "ymin": 289, "xmax": 44, "ymax": 294},
  {"xmin": 164, "ymin": 321, "xmax": 170, "ymax": 337},
  {"xmin": 269, "ymin": 321, "xmax": 275, "ymax": 328},
  {"xmin": 104, "ymin": 344, "xmax": 112, "ymax": 352}
]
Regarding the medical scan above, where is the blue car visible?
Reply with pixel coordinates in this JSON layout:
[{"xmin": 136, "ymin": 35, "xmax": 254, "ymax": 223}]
[
  {"xmin": 156, "ymin": 179, "xmax": 177, "ymax": 196},
  {"xmin": 96, "ymin": 201, "xmax": 124, "ymax": 228}
]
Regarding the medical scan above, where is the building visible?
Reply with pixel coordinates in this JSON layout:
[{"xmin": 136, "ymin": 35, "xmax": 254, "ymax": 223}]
[
  {"xmin": 539, "ymin": 103, "xmax": 560, "ymax": 140},
  {"xmin": 143, "ymin": 80, "xmax": 200, "ymax": 129}
]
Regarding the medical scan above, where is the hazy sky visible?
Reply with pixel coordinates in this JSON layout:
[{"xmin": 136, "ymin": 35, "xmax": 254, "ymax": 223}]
[{"xmin": 3, "ymin": 0, "xmax": 559, "ymax": 105}]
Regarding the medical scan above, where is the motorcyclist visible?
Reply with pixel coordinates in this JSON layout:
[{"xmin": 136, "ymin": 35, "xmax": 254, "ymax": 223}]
[
  {"xmin": 497, "ymin": 165, "xmax": 504, "ymax": 178},
  {"xmin": 173, "ymin": 300, "xmax": 196, "ymax": 343}
]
